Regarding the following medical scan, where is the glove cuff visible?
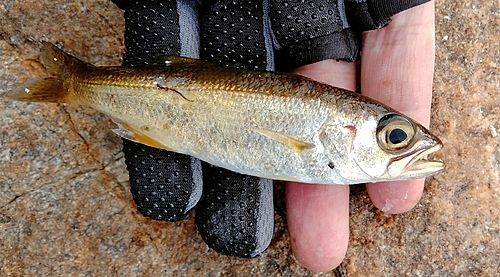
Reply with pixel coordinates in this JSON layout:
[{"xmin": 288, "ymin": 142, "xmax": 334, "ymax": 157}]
[
  {"xmin": 346, "ymin": 0, "xmax": 431, "ymax": 31},
  {"xmin": 275, "ymin": 29, "xmax": 360, "ymax": 71}
]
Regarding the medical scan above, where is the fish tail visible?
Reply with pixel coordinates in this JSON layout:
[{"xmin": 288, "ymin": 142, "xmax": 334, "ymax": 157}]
[
  {"xmin": 40, "ymin": 41, "xmax": 86, "ymax": 79},
  {"xmin": 7, "ymin": 42, "xmax": 87, "ymax": 103},
  {"xmin": 7, "ymin": 77, "xmax": 66, "ymax": 102}
]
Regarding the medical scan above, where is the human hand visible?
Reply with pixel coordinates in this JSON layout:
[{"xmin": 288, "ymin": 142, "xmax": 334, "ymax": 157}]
[
  {"xmin": 287, "ymin": 2, "xmax": 435, "ymax": 271},
  {"xmin": 112, "ymin": 0, "xmax": 435, "ymax": 272},
  {"xmin": 113, "ymin": 0, "xmax": 276, "ymax": 259}
]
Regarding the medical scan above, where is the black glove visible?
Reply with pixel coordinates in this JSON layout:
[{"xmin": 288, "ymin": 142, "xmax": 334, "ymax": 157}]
[
  {"xmin": 111, "ymin": 0, "xmax": 430, "ymax": 258},
  {"xmin": 113, "ymin": 0, "xmax": 274, "ymax": 258}
]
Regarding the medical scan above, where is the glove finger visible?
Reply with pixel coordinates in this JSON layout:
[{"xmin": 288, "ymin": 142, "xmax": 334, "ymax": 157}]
[
  {"xmin": 124, "ymin": 141, "xmax": 202, "ymax": 221},
  {"xmin": 114, "ymin": 0, "xmax": 203, "ymax": 221},
  {"xmin": 269, "ymin": 0, "xmax": 360, "ymax": 70},
  {"xmin": 197, "ymin": 164, "xmax": 273, "ymax": 258},
  {"xmin": 345, "ymin": 0, "xmax": 431, "ymax": 32},
  {"xmin": 195, "ymin": 0, "xmax": 274, "ymax": 258}
]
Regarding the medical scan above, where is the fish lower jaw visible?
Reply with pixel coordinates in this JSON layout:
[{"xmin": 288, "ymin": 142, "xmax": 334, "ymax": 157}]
[
  {"xmin": 387, "ymin": 144, "xmax": 444, "ymax": 179},
  {"xmin": 406, "ymin": 159, "xmax": 444, "ymax": 175},
  {"xmin": 408, "ymin": 143, "xmax": 444, "ymax": 173}
]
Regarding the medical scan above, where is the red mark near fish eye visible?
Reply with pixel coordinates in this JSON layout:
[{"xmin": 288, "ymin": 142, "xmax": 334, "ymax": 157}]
[{"xmin": 344, "ymin": 125, "xmax": 357, "ymax": 137}]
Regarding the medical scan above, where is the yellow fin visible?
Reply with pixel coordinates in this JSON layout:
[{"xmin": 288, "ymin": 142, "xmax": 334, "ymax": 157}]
[
  {"xmin": 253, "ymin": 129, "xmax": 315, "ymax": 153},
  {"xmin": 39, "ymin": 41, "xmax": 89, "ymax": 78},
  {"xmin": 7, "ymin": 77, "xmax": 67, "ymax": 103},
  {"xmin": 7, "ymin": 42, "xmax": 88, "ymax": 104},
  {"xmin": 112, "ymin": 121, "xmax": 172, "ymax": 151}
]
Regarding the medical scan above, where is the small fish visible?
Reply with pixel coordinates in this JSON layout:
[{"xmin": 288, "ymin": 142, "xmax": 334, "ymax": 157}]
[{"xmin": 7, "ymin": 42, "xmax": 443, "ymax": 184}]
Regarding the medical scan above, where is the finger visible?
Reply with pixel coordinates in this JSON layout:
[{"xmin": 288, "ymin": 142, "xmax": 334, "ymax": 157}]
[
  {"xmin": 293, "ymin": 59, "xmax": 358, "ymax": 91},
  {"xmin": 117, "ymin": 0, "xmax": 204, "ymax": 221},
  {"xmin": 361, "ymin": 2, "xmax": 435, "ymax": 214},
  {"xmin": 286, "ymin": 60, "xmax": 355, "ymax": 272},
  {"xmin": 286, "ymin": 182, "xmax": 350, "ymax": 272},
  {"xmin": 366, "ymin": 179, "xmax": 425, "ymax": 213},
  {"xmin": 195, "ymin": 0, "xmax": 275, "ymax": 257}
]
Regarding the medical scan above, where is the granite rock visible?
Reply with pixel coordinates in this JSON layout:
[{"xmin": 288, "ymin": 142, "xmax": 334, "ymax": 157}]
[{"xmin": 0, "ymin": 0, "xmax": 499, "ymax": 276}]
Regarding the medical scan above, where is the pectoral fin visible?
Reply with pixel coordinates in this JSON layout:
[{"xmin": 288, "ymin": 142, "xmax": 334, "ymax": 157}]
[
  {"xmin": 111, "ymin": 120, "xmax": 172, "ymax": 151},
  {"xmin": 253, "ymin": 129, "xmax": 315, "ymax": 153}
]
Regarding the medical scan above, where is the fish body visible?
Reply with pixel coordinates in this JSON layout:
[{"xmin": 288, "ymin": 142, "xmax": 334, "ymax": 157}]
[{"xmin": 8, "ymin": 42, "xmax": 443, "ymax": 184}]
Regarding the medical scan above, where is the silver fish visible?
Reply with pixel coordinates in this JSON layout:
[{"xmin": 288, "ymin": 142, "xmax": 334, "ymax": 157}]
[{"xmin": 7, "ymin": 42, "xmax": 444, "ymax": 184}]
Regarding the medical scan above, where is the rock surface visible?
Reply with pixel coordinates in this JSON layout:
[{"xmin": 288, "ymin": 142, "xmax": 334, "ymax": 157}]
[{"xmin": 1, "ymin": 0, "xmax": 499, "ymax": 276}]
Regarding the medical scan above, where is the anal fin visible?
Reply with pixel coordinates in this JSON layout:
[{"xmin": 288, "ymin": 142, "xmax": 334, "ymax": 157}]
[
  {"xmin": 253, "ymin": 129, "xmax": 315, "ymax": 153},
  {"xmin": 112, "ymin": 120, "xmax": 172, "ymax": 151}
]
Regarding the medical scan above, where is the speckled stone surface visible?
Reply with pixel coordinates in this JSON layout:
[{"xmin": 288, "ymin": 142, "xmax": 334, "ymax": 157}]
[{"xmin": 0, "ymin": 0, "xmax": 499, "ymax": 276}]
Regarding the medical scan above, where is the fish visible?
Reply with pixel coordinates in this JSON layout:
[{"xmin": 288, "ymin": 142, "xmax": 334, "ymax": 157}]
[{"xmin": 7, "ymin": 42, "xmax": 444, "ymax": 184}]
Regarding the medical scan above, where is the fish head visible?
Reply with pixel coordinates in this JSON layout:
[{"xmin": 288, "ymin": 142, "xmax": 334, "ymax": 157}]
[
  {"xmin": 321, "ymin": 103, "xmax": 443, "ymax": 184},
  {"xmin": 354, "ymin": 112, "xmax": 443, "ymax": 181}
]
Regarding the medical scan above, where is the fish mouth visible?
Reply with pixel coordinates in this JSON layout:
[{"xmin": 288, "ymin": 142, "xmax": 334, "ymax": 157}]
[
  {"xmin": 403, "ymin": 144, "xmax": 444, "ymax": 176},
  {"xmin": 387, "ymin": 142, "xmax": 444, "ymax": 179}
]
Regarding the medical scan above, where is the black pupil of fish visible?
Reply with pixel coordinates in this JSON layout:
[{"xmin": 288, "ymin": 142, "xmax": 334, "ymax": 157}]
[{"xmin": 388, "ymin": 128, "xmax": 408, "ymax": 144}]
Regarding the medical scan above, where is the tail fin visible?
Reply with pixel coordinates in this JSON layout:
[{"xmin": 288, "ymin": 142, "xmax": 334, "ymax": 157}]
[
  {"xmin": 7, "ymin": 77, "xmax": 65, "ymax": 102},
  {"xmin": 7, "ymin": 42, "xmax": 87, "ymax": 103}
]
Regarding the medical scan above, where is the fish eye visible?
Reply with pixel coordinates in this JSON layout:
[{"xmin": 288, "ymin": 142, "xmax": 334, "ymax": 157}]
[
  {"xmin": 388, "ymin": 128, "xmax": 407, "ymax": 144},
  {"xmin": 377, "ymin": 114, "xmax": 415, "ymax": 151}
]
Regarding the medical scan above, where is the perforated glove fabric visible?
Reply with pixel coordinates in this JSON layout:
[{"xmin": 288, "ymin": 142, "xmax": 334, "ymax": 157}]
[
  {"xmin": 112, "ymin": 0, "xmax": 430, "ymax": 258},
  {"xmin": 113, "ymin": 0, "xmax": 274, "ymax": 258},
  {"xmin": 118, "ymin": 0, "xmax": 204, "ymax": 223}
]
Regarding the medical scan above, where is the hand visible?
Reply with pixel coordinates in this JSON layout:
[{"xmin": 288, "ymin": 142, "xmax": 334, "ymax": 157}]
[
  {"xmin": 112, "ymin": 0, "xmax": 435, "ymax": 272},
  {"xmin": 287, "ymin": 2, "xmax": 435, "ymax": 271},
  {"xmin": 113, "ymin": 0, "xmax": 276, "ymax": 259}
]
